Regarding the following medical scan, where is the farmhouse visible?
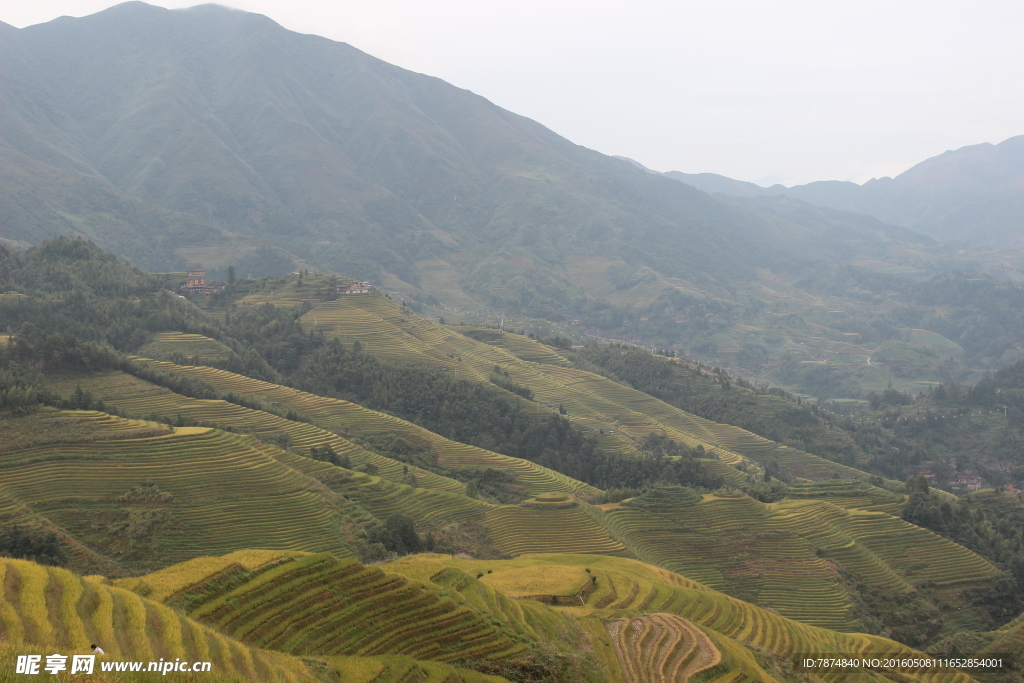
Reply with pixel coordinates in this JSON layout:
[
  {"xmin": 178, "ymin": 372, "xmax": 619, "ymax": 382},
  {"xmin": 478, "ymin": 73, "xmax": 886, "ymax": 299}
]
[
  {"xmin": 182, "ymin": 270, "xmax": 206, "ymax": 294},
  {"xmin": 337, "ymin": 281, "xmax": 374, "ymax": 295},
  {"xmin": 181, "ymin": 270, "xmax": 226, "ymax": 295},
  {"xmin": 949, "ymin": 475, "xmax": 984, "ymax": 492}
]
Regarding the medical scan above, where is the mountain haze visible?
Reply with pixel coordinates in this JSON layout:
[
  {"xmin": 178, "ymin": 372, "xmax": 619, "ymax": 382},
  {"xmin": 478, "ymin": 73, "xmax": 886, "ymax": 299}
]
[{"xmin": 668, "ymin": 136, "xmax": 1024, "ymax": 246}]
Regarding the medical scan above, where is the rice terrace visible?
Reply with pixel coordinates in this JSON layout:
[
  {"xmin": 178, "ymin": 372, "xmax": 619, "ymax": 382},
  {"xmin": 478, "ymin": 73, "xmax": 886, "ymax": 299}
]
[{"xmin": 3, "ymin": 3, "xmax": 1024, "ymax": 682}]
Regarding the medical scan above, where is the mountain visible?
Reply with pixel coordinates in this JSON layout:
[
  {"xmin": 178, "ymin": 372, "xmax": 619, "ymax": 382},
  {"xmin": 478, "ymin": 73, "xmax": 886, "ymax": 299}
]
[
  {"xmin": 1, "ymin": 2, "xmax": 947, "ymax": 286},
  {"xmin": 667, "ymin": 136, "xmax": 1024, "ymax": 246}
]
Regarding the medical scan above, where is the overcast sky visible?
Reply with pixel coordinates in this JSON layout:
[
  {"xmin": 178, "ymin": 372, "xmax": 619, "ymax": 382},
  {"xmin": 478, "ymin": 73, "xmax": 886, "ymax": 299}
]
[{"xmin": 3, "ymin": 0, "xmax": 1023, "ymax": 186}]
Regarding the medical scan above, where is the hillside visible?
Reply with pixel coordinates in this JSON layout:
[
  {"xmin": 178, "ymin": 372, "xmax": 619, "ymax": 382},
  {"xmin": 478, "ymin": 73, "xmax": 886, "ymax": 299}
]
[
  {"xmin": 0, "ymin": 556, "xmax": 316, "ymax": 681},
  {"xmin": 119, "ymin": 549, "xmax": 989, "ymax": 683},
  {"xmin": 381, "ymin": 553, "xmax": 986, "ymax": 683},
  {"xmin": 225, "ymin": 272, "xmax": 883, "ymax": 481},
  {"xmin": 3, "ymin": 237, "xmax": 1024, "ymax": 674},
  {"xmin": 593, "ymin": 486, "xmax": 998, "ymax": 634},
  {"xmin": 0, "ymin": 410, "xmax": 366, "ymax": 574},
  {"xmin": 0, "ymin": 552, "xmax": 511, "ymax": 682},
  {"xmin": 0, "ymin": 397, "xmax": 1004, "ymax": 641}
]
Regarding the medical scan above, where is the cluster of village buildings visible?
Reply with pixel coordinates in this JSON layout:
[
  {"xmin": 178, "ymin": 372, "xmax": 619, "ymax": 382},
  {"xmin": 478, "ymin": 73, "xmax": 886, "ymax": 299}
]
[
  {"xmin": 337, "ymin": 281, "xmax": 373, "ymax": 295},
  {"xmin": 916, "ymin": 466, "xmax": 1024, "ymax": 495},
  {"xmin": 181, "ymin": 271, "xmax": 374, "ymax": 297}
]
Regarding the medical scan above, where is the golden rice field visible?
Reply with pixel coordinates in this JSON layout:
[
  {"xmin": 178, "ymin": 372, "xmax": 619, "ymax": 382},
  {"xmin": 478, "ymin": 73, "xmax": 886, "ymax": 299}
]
[
  {"xmin": 384, "ymin": 562, "xmax": 555, "ymax": 646},
  {"xmin": 46, "ymin": 370, "xmax": 464, "ymax": 494},
  {"xmin": 0, "ymin": 555, "xmax": 512, "ymax": 683},
  {"xmin": 605, "ymin": 613, "xmax": 721, "ymax": 683},
  {"xmin": 113, "ymin": 549, "xmax": 307, "ymax": 602},
  {"xmin": 334, "ymin": 471, "xmax": 489, "ymax": 524},
  {"xmin": 785, "ymin": 479, "xmax": 906, "ymax": 515},
  {"xmin": 323, "ymin": 655, "xmax": 509, "ymax": 683},
  {"xmin": 479, "ymin": 565, "xmax": 591, "ymax": 597},
  {"xmin": 131, "ymin": 358, "xmax": 596, "ymax": 497},
  {"xmin": 388, "ymin": 554, "xmax": 978, "ymax": 683},
  {"xmin": 0, "ymin": 557, "xmax": 314, "ymax": 682},
  {"xmin": 140, "ymin": 552, "xmax": 527, "ymax": 663},
  {"xmin": 482, "ymin": 506, "xmax": 628, "ymax": 557}
]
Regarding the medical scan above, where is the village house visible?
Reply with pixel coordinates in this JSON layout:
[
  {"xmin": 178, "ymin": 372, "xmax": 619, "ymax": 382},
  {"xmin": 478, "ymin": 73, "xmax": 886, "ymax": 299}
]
[
  {"xmin": 181, "ymin": 270, "xmax": 226, "ymax": 296},
  {"xmin": 949, "ymin": 475, "xmax": 984, "ymax": 492},
  {"xmin": 182, "ymin": 270, "xmax": 206, "ymax": 294}
]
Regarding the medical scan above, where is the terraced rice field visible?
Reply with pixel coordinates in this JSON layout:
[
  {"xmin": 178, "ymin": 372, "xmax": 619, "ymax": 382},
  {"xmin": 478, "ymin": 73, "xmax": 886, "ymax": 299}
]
[
  {"xmin": 595, "ymin": 492, "xmax": 998, "ymax": 630},
  {"xmin": 698, "ymin": 458, "xmax": 748, "ymax": 487},
  {"xmin": 981, "ymin": 615, "xmax": 1024, "ymax": 661},
  {"xmin": 0, "ymin": 557, "xmax": 314, "ymax": 682},
  {"xmin": 483, "ymin": 506, "xmax": 627, "ymax": 557},
  {"xmin": 47, "ymin": 370, "xmax": 463, "ymax": 494},
  {"xmin": 336, "ymin": 473, "xmax": 488, "ymax": 524},
  {"xmin": 391, "ymin": 554, "xmax": 976, "ymax": 683},
  {"xmin": 785, "ymin": 480, "xmax": 906, "ymax": 515},
  {"xmin": 137, "ymin": 331, "xmax": 233, "ymax": 361},
  {"xmin": 324, "ymin": 655, "xmax": 508, "ymax": 683},
  {"xmin": 606, "ymin": 613, "xmax": 720, "ymax": 683},
  {"xmin": 132, "ymin": 359, "xmax": 595, "ymax": 497},
  {"xmin": 840, "ymin": 508, "xmax": 998, "ymax": 586},
  {"xmin": 385, "ymin": 561, "xmax": 565, "ymax": 649},
  {"xmin": 0, "ymin": 412, "xmax": 357, "ymax": 566},
  {"xmin": 481, "ymin": 565, "xmax": 591, "ymax": 598},
  {"xmin": 457, "ymin": 328, "xmax": 573, "ymax": 367},
  {"xmin": 114, "ymin": 549, "xmax": 306, "ymax": 602},
  {"xmin": 168, "ymin": 553, "xmax": 527, "ymax": 662}
]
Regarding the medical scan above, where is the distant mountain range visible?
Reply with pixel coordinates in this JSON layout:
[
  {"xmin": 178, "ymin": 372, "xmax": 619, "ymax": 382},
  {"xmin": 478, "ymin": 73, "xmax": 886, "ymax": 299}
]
[{"xmin": 656, "ymin": 136, "xmax": 1024, "ymax": 246}]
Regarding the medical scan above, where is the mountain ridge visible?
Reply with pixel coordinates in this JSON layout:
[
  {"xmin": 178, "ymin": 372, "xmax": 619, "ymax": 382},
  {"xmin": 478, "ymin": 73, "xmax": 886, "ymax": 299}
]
[{"xmin": 666, "ymin": 135, "xmax": 1024, "ymax": 246}]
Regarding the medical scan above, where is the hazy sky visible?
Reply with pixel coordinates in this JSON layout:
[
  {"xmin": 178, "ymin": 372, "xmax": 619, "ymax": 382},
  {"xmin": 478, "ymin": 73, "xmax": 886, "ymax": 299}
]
[{"xmin": 4, "ymin": 1, "xmax": 1023, "ymax": 186}]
